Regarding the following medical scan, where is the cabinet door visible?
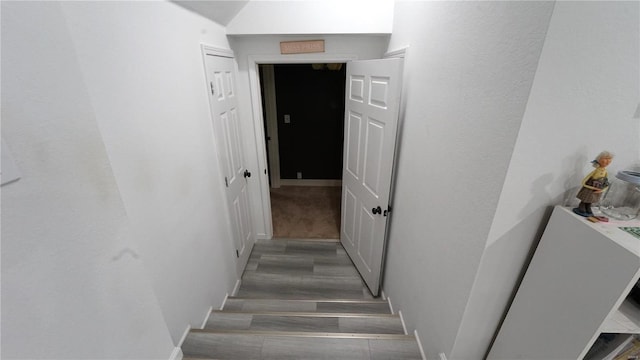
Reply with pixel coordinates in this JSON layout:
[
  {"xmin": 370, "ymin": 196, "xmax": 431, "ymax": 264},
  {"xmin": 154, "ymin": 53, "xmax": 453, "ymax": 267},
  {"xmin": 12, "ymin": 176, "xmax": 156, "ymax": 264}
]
[{"xmin": 488, "ymin": 206, "xmax": 640, "ymax": 360}]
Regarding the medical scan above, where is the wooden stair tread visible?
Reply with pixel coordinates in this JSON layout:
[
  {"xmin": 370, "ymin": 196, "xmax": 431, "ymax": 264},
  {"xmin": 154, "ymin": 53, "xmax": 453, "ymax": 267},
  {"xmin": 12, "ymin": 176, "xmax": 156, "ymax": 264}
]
[
  {"xmin": 181, "ymin": 239, "xmax": 422, "ymax": 359},
  {"xmin": 191, "ymin": 328, "xmax": 413, "ymax": 339},
  {"xmin": 182, "ymin": 331, "xmax": 422, "ymax": 359},
  {"xmin": 223, "ymin": 298, "xmax": 392, "ymax": 314}
]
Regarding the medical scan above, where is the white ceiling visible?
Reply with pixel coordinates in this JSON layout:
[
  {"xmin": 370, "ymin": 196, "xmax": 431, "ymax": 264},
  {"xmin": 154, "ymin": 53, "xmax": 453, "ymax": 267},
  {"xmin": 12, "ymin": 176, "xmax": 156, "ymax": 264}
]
[{"xmin": 172, "ymin": 0, "xmax": 250, "ymax": 26}]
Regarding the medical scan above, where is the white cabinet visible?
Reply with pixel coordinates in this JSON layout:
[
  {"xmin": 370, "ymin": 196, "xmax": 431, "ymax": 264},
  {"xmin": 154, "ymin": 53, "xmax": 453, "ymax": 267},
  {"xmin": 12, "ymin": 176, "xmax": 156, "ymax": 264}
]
[{"xmin": 488, "ymin": 206, "xmax": 640, "ymax": 360}]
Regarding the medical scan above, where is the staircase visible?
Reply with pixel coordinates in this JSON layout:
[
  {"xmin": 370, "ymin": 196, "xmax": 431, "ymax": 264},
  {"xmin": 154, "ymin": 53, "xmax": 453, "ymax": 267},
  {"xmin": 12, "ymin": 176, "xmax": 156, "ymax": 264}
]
[{"xmin": 181, "ymin": 239, "xmax": 423, "ymax": 360}]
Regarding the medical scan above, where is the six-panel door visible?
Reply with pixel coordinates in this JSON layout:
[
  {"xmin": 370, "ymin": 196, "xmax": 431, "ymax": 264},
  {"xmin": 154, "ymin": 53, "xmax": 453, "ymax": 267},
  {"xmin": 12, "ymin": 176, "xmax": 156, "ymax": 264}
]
[
  {"xmin": 205, "ymin": 54, "xmax": 254, "ymax": 276},
  {"xmin": 340, "ymin": 58, "xmax": 403, "ymax": 296}
]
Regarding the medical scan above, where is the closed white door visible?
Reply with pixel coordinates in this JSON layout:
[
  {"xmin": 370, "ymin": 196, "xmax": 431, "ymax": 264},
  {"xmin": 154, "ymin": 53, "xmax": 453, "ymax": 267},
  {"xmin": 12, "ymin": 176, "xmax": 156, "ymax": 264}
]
[
  {"xmin": 340, "ymin": 58, "xmax": 403, "ymax": 296},
  {"xmin": 204, "ymin": 54, "xmax": 254, "ymax": 276}
]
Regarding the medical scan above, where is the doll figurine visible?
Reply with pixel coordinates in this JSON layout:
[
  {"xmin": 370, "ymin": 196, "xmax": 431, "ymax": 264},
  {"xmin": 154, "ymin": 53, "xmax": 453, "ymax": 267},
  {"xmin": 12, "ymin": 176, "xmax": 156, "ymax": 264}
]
[{"xmin": 573, "ymin": 151, "xmax": 613, "ymax": 217}]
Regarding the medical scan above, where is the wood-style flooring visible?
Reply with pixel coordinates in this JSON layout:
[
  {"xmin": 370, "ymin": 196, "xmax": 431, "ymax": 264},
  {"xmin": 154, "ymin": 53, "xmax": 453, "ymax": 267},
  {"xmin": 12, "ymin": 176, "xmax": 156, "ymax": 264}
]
[{"xmin": 181, "ymin": 239, "xmax": 423, "ymax": 359}]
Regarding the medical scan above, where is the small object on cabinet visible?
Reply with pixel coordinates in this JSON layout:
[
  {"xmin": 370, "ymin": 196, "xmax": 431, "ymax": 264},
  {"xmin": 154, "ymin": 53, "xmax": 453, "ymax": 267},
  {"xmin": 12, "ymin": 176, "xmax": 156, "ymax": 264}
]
[{"xmin": 574, "ymin": 151, "xmax": 613, "ymax": 217}]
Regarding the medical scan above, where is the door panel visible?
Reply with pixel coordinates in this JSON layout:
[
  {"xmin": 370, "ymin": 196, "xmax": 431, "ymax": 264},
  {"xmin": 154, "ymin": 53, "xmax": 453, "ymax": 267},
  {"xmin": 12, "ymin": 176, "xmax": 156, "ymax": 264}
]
[
  {"xmin": 228, "ymin": 109, "xmax": 242, "ymax": 176},
  {"xmin": 343, "ymin": 186, "xmax": 358, "ymax": 247},
  {"xmin": 340, "ymin": 58, "xmax": 403, "ymax": 296},
  {"xmin": 219, "ymin": 113, "xmax": 233, "ymax": 178},
  {"xmin": 363, "ymin": 118, "xmax": 385, "ymax": 197},
  {"xmin": 240, "ymin": 186, "xmax": 252, "ymax": 247},
  {"xmin": 350, "ymin": 76, "xmax": 365, "ymax": 102},
  {"xmin": 358, "ymin": 205, "xmax": 376, "ymax": 272},
  {"xmin": 205, "ymin": 54, "xmax": 254, "ymax": 276},
  {"xmin": 346, "ymin": 112, "xmax": 362, "ymax": 179},
  {"xmin": 215, "ymin": 72, "xmax": 225, "ymax": 100},
  {"xmin": 369, "ymin": 77, "xmax": 391, "ymax": 108}
]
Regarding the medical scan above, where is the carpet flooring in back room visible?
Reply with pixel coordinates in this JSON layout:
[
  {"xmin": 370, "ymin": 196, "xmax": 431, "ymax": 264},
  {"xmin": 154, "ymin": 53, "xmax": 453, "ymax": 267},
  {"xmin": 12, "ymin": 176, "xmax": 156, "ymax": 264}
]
[{"xmin": 269, "ymin": 185, "xmax": 341, "ymax": 239}]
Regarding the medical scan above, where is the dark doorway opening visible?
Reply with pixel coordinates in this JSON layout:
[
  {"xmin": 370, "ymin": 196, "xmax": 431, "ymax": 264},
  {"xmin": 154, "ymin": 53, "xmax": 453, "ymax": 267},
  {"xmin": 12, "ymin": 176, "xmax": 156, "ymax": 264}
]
[{"xmin": 259, "ymin": 63, "xmax": 346, "ymax": 239}]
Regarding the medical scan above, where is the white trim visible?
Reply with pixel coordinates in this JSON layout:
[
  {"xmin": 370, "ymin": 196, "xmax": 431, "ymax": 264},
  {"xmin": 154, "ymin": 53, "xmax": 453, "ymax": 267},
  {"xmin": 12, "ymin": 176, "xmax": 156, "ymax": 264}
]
[
  {"xmin": 279, "ymin": 179, "xmax": 342, "ymax": 187},
  {"xmin": 201, "ymin": 44, "xmax": 234, "ymax": 58},
  {"xmin": 247, "ymin": 53, "xmax": 358, "ymax": 240},
  {"xmin": 220, "ymin": 293, "xmax": 229, "ymax": 311},
  {"xmin": 249, "ymin": 54, "xmax": 358, "ymax": 65},
  {"xmin": 398, "ymin": 310, "xmax": 408, "ymax": 335},
  {"xmin": 262, "ymin": 64, "xmax": 281, "ymax": 188},
  {"xmin": 169, "ymin": 347, "xmax": 183, "ymax": 360},
  {"xmin": 413, "ymin": 330, "xmax": 427, "ymax": 360},
  {"xmin": 385, "ymin": 295, "xmax": 394, "ymax": 315},
  {"xmin": 200, "ymin": 306, "xmax": 214, "ymax": 329},
  {"xmin": 248, "ymin": 58, "xmax": 275, "ymax": 239},
  {"xmin": 438, "ymin": 352, "xmax": 447, "ymax": 360},
  {"xmin": 177, "ymin": 325, "xmax": 191, "ymax": 349},
  {"xmin": 384, "ymin": 46, "xmax": 409, "ymax": 59},
  {"xmin": 232, "ymin": 279, "xmax": 242, "ymax": 296}
]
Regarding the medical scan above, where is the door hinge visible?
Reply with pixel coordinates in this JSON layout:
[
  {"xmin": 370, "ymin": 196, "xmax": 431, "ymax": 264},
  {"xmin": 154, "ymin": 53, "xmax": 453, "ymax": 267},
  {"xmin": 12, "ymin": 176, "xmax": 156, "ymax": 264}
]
[
  {"xmin": 235, "ymin": 249, "xmax": 239, "ymax": 258},
  {"xmin": 224, "ymin": 177, "xmax": 229, "ymax": 187},
  {"xmin": 210, "ymin": 81, "xmax": 215, "ymax": 95}
]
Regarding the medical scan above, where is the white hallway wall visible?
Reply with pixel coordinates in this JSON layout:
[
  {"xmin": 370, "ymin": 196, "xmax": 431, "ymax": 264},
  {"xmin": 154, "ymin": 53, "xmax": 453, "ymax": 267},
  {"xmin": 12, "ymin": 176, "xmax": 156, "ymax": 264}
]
[
  {"xmin": 2, "ymin": 1, "xmax": 239, "ymax": 357},
  {"xmin": 59, "ymin": 1, "xmax": 239, "ymax": 344},
  {"xmin": 226, "ymin": 0, "xmax": 394, "ymax": 35},
  {"xmin": 382, "ymin": 2, "xmax": 554, "ymax": 359},
  {"xmin": 1, "ymin": 2, "xmax": 174, "ymax": 358},
  {"xmin": 453, "ymin": 2, "xmax": 640, "ymax": 359},
  {"xmin": 228, "ymin": 35, "xmax": 390, "ymax": 238}
]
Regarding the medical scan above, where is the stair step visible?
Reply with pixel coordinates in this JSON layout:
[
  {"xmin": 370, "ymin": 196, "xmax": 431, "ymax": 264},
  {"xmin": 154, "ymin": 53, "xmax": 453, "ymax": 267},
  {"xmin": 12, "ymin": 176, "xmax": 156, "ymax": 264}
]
[
  {"xmin": 237, "ymin": 272, "xmax": 371, "ymax": 299},
  {"xmin": 182, "ymin": 330, "xmax": 422, "ymax": 359},
  {"xmin": 247, "ymin": 253, "xmax": 360, "ymax": 276},
  {"xmin": 206, "ymin": 311, "xmax": 405, "ymax": 334},
  {"xmin": 223, "ymin": 298, "xmax": 392, "ymax": 314}
]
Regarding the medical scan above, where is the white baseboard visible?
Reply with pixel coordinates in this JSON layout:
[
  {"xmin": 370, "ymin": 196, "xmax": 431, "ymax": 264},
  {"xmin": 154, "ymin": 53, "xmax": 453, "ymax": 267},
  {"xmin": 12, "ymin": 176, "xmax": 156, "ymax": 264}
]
[
  {"xmin": 169, "ymin": 347, "xmax": 183, "ymax": 360},
  {"xmin": 176, "ymin": 324, "xmax": 191, "ymax": 351},
  {"xmin": 384, "ymin": 294, "xmax": 394, "ymax": 315},
  {"xmin": 398, "ymin": 310, "xmax": 408, "ymax": 335},
  {"xmin": 220, "ymin": 293, "xmax": 229, "ymax": 310},
  {"xmin": 413, "ymin": 330, "xmax": 427, "ymax": 360},
  {"xmin": 200, "ymin": 305, "xmax": 214, "ymax": 329},
  {"xmin": 279, "ymin": 179, "xmax": 342, "ymax": 187},
  {"xmin": 232, "ymin": 279, "xmax": 241, "ymax": 296},
  {"xmin": 381, "ymin": 289, "xmax": 425, "ymax": 360}
]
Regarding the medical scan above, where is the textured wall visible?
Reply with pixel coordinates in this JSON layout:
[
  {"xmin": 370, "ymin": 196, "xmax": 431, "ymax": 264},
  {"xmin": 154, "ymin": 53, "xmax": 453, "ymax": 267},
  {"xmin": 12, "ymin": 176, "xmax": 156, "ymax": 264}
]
[
  {"xmin": 2, "ymin": 2, "xmax": 243, "ymax": 357},
  {"xmin": 227, "ymin": 0, "xmax": 394, "ymax": 35},
  {"xmin": 382, "ymin": 2, "xmax": 554, "ymax": 358},
  {"xmin": 1, "ymin": 2, "xmax": 175, "ymax": 358},
  {"xmin": 454, "ymin": 2, "xmax": 640, "ymax": 358},
  {"xmin": 60, "ymin": 1, "xmax": 239, "ymax": 343}
]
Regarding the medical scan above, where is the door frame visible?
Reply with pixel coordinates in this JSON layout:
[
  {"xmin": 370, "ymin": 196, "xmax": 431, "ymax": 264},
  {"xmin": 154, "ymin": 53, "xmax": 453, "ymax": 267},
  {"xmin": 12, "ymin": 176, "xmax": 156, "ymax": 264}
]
[
  {"xmin": 380, "ymin": 46, "xmax": 408, "ymax": 259},
  {"xmin": 261, "ymin": 65, "xmax": 281, "ymax": 189},
  {"xmin": 247, "ymin": 53, "xmax": 358, "ymax": 239}
]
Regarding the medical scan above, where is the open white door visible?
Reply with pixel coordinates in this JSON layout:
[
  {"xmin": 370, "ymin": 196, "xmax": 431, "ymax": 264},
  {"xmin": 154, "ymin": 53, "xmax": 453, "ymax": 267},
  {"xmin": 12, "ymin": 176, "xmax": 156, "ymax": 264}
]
[
  {"xmin": 204, "ymin": 52, "xmax": 255, "ymax": 276},
  {"xmin": 340, "ymin": 58, "xmax": 403, "ymax": 296}
]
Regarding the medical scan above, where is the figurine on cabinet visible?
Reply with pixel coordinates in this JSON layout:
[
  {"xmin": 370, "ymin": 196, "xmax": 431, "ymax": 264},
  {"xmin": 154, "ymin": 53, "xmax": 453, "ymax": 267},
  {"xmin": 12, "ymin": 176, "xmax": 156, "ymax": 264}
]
[{"xmin": 573, "ymin": 151, "xmax": 614, "ymax": 217}]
